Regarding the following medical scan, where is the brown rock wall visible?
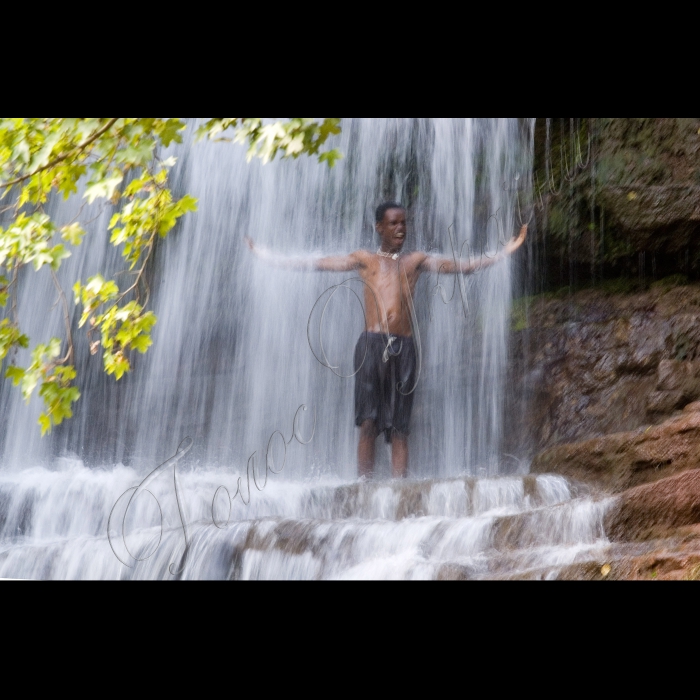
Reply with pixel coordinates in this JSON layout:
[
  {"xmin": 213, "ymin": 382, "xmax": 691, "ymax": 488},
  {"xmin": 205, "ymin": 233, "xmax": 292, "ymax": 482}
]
[
  {"xmin": 531, "ymin": 405, "xmax": 700, "ymax": 492},
  {"xmin": 507, "ymin": 282, "xmax": 700, "ymax": 455},
  {"xmin": 532, "ymin": 118, "xmax": 700, "ymax": 282},
  {"xmin": 605, "ymin": 468, "xmax": 700, "ymax": 542}
]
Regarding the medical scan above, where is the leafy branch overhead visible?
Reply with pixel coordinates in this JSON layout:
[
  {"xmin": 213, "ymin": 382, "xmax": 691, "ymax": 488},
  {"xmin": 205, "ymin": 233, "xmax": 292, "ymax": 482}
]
[
  {"xmin": 197, "ymin": 118, "xmax": 342, "ymax": 166},
  {"xmin": 0, "ymin": 117, "xmax": 342, "ymax": 434}
]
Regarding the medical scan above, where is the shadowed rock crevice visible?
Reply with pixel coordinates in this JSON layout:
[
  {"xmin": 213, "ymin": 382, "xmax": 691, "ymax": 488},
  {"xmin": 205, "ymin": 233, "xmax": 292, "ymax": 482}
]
[{"xmin": 532, "ymin": 118, "xmax": 700, "ymax": 287}]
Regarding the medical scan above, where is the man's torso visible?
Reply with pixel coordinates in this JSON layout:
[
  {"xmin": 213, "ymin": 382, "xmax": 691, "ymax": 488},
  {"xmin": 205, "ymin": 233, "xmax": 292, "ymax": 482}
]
[{"xmin": 354, "ymin": 250, "xmax": 426, "ymax": 337}]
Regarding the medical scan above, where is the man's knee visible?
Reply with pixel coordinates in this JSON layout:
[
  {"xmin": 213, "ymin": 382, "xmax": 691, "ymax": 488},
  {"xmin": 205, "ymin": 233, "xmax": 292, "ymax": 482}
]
[
  {"xmin": 390, "ymin": 429, "xmax": 408, "ymax": 444},
  {"xmin": 359, "ymin": 419, "xmax": 378, "ymax": 439}
]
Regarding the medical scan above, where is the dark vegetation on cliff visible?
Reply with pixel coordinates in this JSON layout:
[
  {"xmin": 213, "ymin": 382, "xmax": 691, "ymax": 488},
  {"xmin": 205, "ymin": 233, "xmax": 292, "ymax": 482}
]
[
  {"xmin": 511, "ymin": 119, "xmax": 700, "ymax": 455},
  {"xmin": 528, "ymin": 118, "xmax": 700, "ymax": 294}
]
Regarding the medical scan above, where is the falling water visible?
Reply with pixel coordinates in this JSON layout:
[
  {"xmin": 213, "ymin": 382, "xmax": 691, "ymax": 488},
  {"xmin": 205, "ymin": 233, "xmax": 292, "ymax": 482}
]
[
  {"xmin": 1, "ymin": 118, "xmax": 528, "ymax": 475},
  {"xmin": 0, "ymin": 465, "xmax": 612, "ymax": 580},
  {"xmin": 0, "ymin": 118, "xmax": 616, "ymax": 580}
]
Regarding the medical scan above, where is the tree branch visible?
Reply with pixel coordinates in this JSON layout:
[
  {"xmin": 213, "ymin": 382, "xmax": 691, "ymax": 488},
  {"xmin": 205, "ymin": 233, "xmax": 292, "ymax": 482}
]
[
  {"xmin": 51, "ymin": 269, "xmax": 74, "ymax": 365},
  {"xmin": 0, "ymin": 118, "xmax": 120, "ymax": 190}
]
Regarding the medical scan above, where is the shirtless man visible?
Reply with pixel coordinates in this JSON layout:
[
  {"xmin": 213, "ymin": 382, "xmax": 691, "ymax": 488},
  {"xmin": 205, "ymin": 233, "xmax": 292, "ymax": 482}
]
[{"xmin": 246, "ymin": 201, "xmax": 527, "ymax": 479}]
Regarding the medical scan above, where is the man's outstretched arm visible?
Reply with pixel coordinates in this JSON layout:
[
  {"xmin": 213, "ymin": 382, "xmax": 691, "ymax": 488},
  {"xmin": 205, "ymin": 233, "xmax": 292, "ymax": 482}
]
[
  {"xmin": 419, "ymin": 224, "xmax": 528, "ymax": 274},
  {"xmin": 245, "ymin": 237, "xmax": 363, "ymax": 271}
]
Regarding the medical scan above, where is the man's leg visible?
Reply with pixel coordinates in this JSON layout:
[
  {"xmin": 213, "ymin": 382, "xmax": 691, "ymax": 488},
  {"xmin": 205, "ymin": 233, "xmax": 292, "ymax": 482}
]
[
  {"xmin": 391, "ymin": 432, "xmax": 408, "ymax": 478},
  {"xmin": 391, "ymin": 338, "xmax": 414, "ymax": 480},
  {"xmin": 358, "ymin": 419, "xmax": 378, "ymax": 479}
]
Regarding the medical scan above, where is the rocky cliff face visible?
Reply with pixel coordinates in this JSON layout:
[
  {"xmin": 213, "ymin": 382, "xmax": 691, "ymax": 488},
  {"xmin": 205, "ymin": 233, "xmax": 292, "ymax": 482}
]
[
  {"xmin": 531, "ymin": 402, "xmax": 700, "ymax": 492},
  {"xmin": 531, "ymin": 118, "xmax": 700, "ymax": 287},
  {"xmin": 517, "ymin": 119, "xmax": 700, "ymax": 458},
  {"xmin": 506, "ymin": 282, "xmax": 700, "ymax": 579},
  {"xmin": 500, "ymin": 119, "xmax": 700, "ymax": 578},
  {"xmin": 507, "ymin": 281, "xmax": 700, "ymax": 455}
]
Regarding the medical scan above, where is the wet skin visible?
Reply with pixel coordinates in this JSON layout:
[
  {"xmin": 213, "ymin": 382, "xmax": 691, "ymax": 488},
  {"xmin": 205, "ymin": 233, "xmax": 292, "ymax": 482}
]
[
  {"xmin": 246, "ymin": 209, "xmax": 526, "ymax": 337},
  {"xmin": 279, "ymin": 208, "xmax": 525, "ymax": 337},
  {"xmin": 246, "ymin": 210, "xmax": 527, "ymax": 478}
]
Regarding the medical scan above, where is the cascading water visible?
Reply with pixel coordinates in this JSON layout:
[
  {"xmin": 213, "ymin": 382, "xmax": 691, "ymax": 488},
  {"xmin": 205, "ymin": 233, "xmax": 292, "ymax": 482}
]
[{"xmin": 0, "ymin": 118, "xmax": 614, "ymax": 579}]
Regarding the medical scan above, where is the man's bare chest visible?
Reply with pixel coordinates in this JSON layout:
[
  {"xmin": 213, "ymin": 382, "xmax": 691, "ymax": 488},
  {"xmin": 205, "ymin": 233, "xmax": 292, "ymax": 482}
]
[{"xmin": 361, "ymin": 258, "xmax": 419, "ymax": 289}]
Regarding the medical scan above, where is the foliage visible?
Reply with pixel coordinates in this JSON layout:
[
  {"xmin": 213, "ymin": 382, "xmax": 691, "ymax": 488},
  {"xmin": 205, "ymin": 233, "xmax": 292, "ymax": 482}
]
[
  {"xmin": 534, "ymin": 118, "xmax": 700, "ymax": 288},
  {"xmin": 510, "ymin": 296, "xmax": 530, "ymax": 332},
  {"xmin": 197, "ymin": 118, "xmax": 342, "ymax": 167},
  {"xmin": 650, "ymin": 274, "xmax": 689, "ymax": 291},
  {"xmin": 5, "ymin": 340, "xmax": 79, "ymax": 436},
  {"xmin": 0, "ymin": 118, "xmax": 341, "ymax": 434}
]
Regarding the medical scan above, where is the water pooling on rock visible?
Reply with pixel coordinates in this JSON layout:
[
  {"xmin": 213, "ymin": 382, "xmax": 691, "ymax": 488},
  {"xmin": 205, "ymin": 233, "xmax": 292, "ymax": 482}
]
[
  {"xmin": 0, "ymin": 465, "xmax": 613, "ymax": 579},
  {"xmin": 0, "ymin": 118, "xmax": 618, "ymax": 580}
]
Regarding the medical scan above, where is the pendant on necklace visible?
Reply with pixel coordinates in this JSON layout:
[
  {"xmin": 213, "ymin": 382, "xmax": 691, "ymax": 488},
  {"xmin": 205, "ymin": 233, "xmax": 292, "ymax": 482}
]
[{"xmin": 377, "ymin": 248, "xmax": 399, "ymax": 261}]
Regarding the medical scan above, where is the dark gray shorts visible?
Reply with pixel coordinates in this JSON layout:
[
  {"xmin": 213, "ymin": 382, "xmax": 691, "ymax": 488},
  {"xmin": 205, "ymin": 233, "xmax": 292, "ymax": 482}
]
[{"xmin": 353, "ymin": 332, "xmax": 417, "ymax": 442}]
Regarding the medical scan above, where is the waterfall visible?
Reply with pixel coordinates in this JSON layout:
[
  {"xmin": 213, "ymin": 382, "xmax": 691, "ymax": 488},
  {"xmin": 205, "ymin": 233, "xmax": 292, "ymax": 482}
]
[
  {"xmin": 0, "ymin": 465, "xmax": 613, "ymax": 580},
  {"xmin": 1, "ymin": 118, "xmax": 530, "ymax": 476},
  {"xmin": 3, "ymin": 118, "xmax": 613, "ymax": 581}
]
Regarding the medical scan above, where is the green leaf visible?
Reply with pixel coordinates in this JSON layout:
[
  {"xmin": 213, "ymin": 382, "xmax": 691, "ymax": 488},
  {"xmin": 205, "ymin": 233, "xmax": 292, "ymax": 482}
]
[
  {"xmin": 49, "ymin": 244, "xmax": 71, "ymax": 270},
  {"xmin": 319, "ymin": 149, "xmax": 343, "ymax": 167},
  {"xmin": 131, "ymin": 335, "xmax": 152, "ymax": 353},
  {"xmin": 38, "ymin": 413, "xmax": 51, "ymax": 436},
  {"xmin": 1, "ymin": 116, "xmax": 336, "ymax": 435},
  {"xmin": 61, "ymin": 223, "xmax": 86, "ymax": 246},
  {"xmin": 5, "ymin": 366, "xmax": 25, "ymax": 385},
  {"xmin": 83, "ymin": 173, "xmax": 124, "ymax": 204}
]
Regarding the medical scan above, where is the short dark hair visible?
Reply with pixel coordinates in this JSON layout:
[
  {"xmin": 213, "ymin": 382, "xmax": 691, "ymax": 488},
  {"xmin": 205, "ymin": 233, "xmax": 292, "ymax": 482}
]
[{"xmin": 375, "ymin": 201, "xmax": 405, "ymax": 224}]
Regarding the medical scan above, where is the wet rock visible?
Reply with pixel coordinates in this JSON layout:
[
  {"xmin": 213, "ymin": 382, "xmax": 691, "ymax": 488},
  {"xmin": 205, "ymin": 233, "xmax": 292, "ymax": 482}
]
[
  {"xmin": 646, "ymin": 390, "xmax": 685, "ymax": 414},
  {"xmin": 534, "ymin": 119, "xmax": 700, "ymax": 279},
  {"xmin": 646, "ymin": 359, "xmax": 700, "ymax": 416},
  {"xmin": 605, "ymin": 469, "xmax": 700, "ymax": 542},
  {"xmin": 436, "ymin": 563, "xmax": 475, "ymax": 580},
  {"xmin": 531, "ymin": 405, "xmax": 700, "ymax": 492},
  {"xmin": 600, "ymin": 185, "xmax": 700, "ymax": 233},
  {"xmin": 331, "ymin": 483, "xmax": 361, "ymax": 519},
  {"xmin": 657, "ymin": 359, "xmax": 688, "ymax": 390},
  {"xmin": 555, "ymin": 549, "xmax": 700, "ymax": 581},
  {"xmin": 505, "ymin": 283, "xmax": 700, "ymax": 455},
  {"xmin": 396, "ymin": 482, "xmax": 430, "ymax": 519}
]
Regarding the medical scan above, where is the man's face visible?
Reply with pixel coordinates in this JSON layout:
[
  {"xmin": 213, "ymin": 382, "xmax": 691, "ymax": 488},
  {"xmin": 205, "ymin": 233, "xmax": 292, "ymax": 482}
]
[{"xmin": 376, "ymin": 208, "xmax": 407, "ymax": 251}]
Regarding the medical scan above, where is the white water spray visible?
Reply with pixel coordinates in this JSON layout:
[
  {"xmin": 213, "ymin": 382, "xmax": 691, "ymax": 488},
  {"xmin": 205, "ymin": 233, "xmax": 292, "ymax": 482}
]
[{"xmin": 0, "ymin": 118, "xmax": 615, "ymax": 581}]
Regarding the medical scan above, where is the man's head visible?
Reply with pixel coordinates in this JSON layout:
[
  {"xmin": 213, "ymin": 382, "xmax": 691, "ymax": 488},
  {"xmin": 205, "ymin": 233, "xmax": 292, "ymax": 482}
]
[{"xmin": 375, "ymin": 201, "xmax": 407, "ymax": 252}]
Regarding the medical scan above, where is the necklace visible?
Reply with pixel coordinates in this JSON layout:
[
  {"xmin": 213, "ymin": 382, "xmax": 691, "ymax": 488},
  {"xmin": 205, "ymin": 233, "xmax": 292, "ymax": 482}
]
[{"xmin": 377, "ymin": 248, "xmax": 399, "ymax": 260}]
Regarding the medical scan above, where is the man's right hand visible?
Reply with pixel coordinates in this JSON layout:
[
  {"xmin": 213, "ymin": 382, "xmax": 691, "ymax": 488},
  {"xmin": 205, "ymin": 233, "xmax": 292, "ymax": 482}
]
[{"xmin": 504, "ymin": 224, "xmax": 527, "ymax": 255}]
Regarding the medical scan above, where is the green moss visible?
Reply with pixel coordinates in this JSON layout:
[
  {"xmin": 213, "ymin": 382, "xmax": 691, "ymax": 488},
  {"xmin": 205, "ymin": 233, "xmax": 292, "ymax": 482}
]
[
  {"xmin": 651, "ymin": 274, "xmax": 689, "ymax": 290},
  {"xmin": 511, "ymin": 298, "xmax": 529, "ymax": 331},
  {"xmin": 599, "ymin": 277, "xmax": 641, "ymax": 296},
  {"xmin": 510, "ymin": 291, "xmax": 560, "ymax": 330}
]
